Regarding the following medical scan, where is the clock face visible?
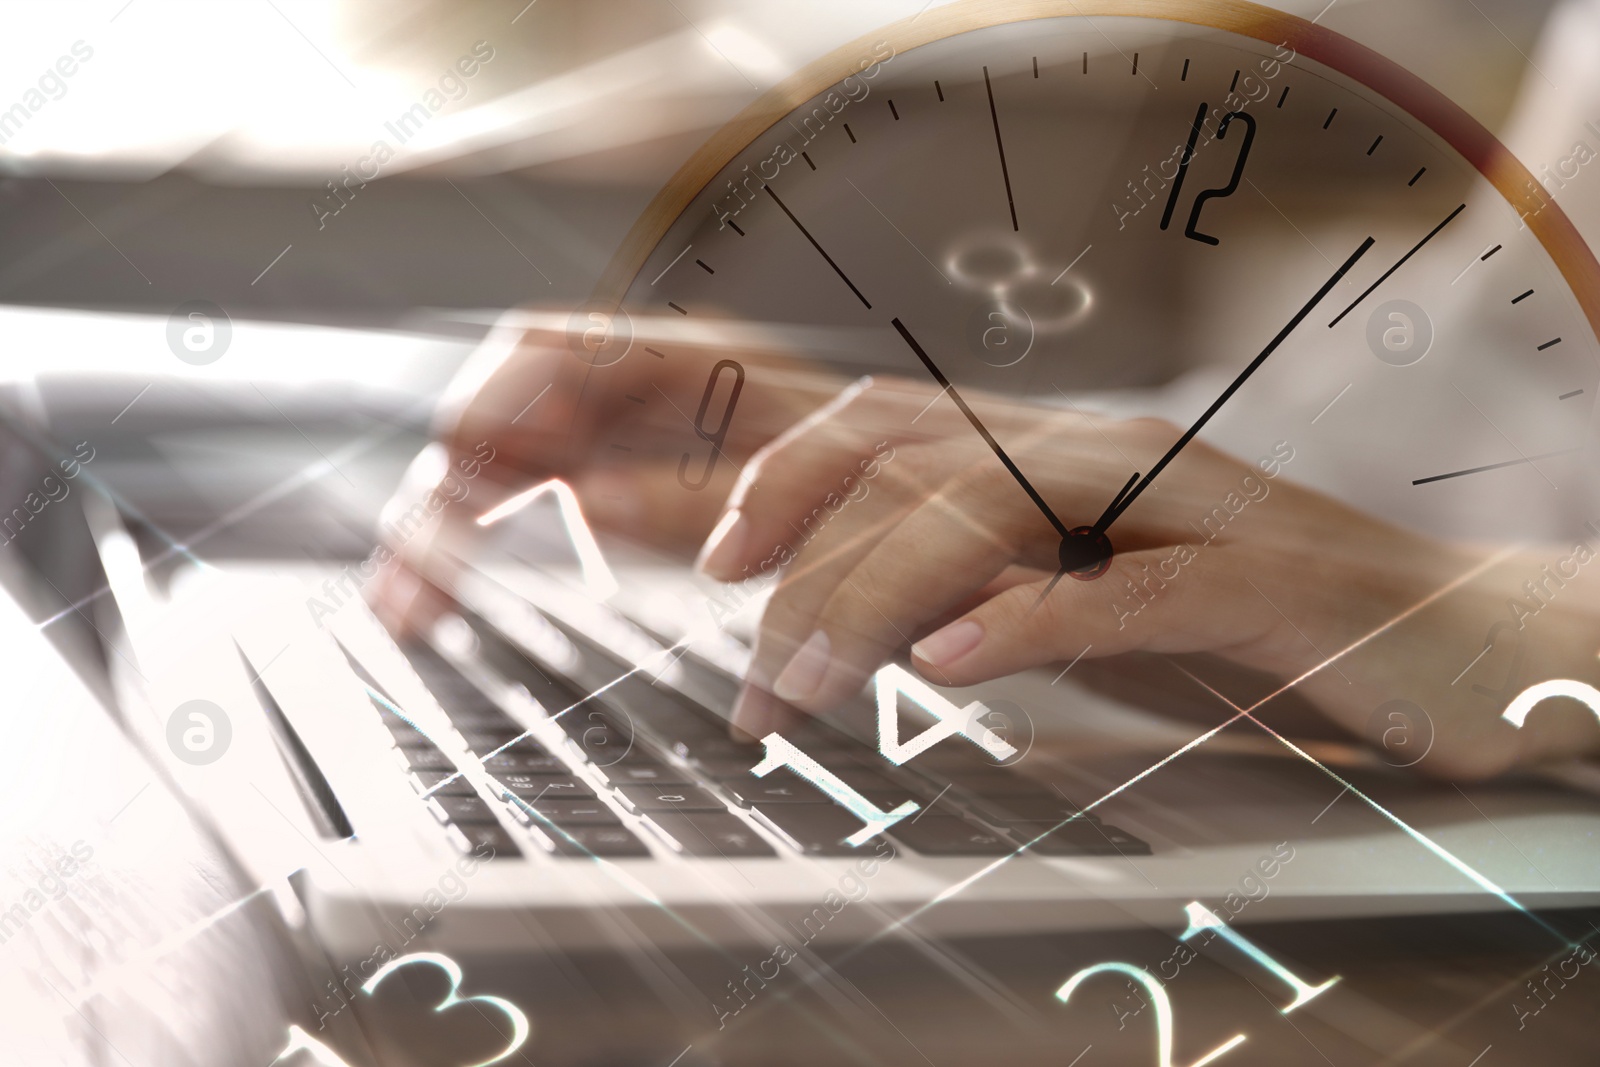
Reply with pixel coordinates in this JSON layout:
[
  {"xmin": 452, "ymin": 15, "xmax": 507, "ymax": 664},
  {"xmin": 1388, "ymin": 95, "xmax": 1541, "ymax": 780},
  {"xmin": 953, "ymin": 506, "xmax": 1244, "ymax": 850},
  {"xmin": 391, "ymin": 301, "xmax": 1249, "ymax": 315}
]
[{"xmin": 594, "ymin": 2, "xmax": 1600, "ymax": 553}]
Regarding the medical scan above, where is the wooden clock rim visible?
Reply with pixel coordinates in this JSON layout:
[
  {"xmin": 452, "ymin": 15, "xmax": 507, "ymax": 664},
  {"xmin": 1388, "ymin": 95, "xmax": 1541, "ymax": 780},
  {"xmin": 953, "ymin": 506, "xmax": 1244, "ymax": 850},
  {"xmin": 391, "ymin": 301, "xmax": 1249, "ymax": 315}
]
[{"xmin": 590, "ymin": 0, "xmax": 1600, "ymax": 347}]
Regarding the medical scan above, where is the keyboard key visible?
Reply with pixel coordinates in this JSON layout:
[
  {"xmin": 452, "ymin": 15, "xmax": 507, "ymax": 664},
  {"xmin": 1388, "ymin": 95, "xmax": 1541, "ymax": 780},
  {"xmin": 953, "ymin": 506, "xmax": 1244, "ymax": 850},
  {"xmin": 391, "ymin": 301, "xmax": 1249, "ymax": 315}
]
[
  {"xmin": 459, "ymin": 726, "xmax": 533, "ymax": 750},
  {"xmin": 634, "ymin": 700, "xmax": 724, "ymax": 741},
  {"xmin": 412, "ymin": 771, "xmax": 475, "ymax": 796},
  {"xmin": 784, "ymin": 721, "xmax": 859, "ymax": 752},
  {"xmin": 946, "ymin": 771, "xmax": 1057, "ymax": 798},
  {"xmin": 966, "ymin": 795, "xmax": 1100, "ymax": 823},
  {"xmin": 448, "ymin": 821, "xmax": 521, "ymax": 858},
  {"xmin": 442, "ymin": 698, "xmax": 518, "ymax": 724},
  {"xmin": 493, "ymin": 774, "xmax": 596, "ymax": 799},
  {"xmin": 749, "ymin": 804, "xmax": 876, "ymax": 856},
  {"xmin": 887, "ymin": 816, "xmax": 1017, "ymax": 856},
  {"xmin": 807, "ymin": 763, "xmax": 906, "ymax": 795},
  {"xmin": 539, "ymin": 823, "xmax": 652, "ymax": 858},
  {"xmin": 521, "ymin": 799, "xmax": 625, "ymax": 824},
  {"xmin": 402, "ymin": 748, "xmax": 457, "ymax": 773},
  {"xmin": 1010, "ymin": 821, "xmax": 1152, "ymax": 856},
  {"xmin": 617, "ymin": 785, "xmax": 726, "ymax": 812},
  {"xmin": 689, "ymin": 758, "xmax": 765, "ymax": 780},
  {"xmin": 902, "ymin": 744, "xmax": 1017, "ymax": 772},
  {"xmin": 444, "ymin": 706, "xmax": 522, "ymax": 731},
  {"xmin": 557, "ymin": 709, "xmax": 629, "ymax": 739},
  {"xmin": 672, "ymin": 737, "xmax": 764, "ymax": 760},
  {"xmin": 646, "ymin": 812, "xmax": 777, "ymax": 857},
  {"xmin": 431, "ymin": 795, "xmax": 498, "ymax": 824},
  {"xmin": 605, "ymin": 739, "xmax": 682, "ymax": 763},
  {"xmin": 481, "ymin": 751, "xmax": 569, "ymax": 774},
  {"xmin": 722, "ymin": 774, "xmax": 830, "ymax": 806},
  {"xmin": 602, "ymin": 763, "xmax": 692, "ymax": 786}
]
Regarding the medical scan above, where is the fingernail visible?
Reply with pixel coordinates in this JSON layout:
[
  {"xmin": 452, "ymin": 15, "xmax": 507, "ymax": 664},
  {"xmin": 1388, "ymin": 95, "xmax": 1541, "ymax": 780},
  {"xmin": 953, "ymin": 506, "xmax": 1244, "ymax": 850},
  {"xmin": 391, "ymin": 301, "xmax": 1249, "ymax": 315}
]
[
  {"xmin": 912, "ymin": 619, "xmax": 984, "ymax": 667},
  {"xmin": 696, "ymin": 508, "xmax": 747, "ymax": 580},
  {"xmin": 772, "ymin": 630, "xmax": 831, "ymax": 703}
]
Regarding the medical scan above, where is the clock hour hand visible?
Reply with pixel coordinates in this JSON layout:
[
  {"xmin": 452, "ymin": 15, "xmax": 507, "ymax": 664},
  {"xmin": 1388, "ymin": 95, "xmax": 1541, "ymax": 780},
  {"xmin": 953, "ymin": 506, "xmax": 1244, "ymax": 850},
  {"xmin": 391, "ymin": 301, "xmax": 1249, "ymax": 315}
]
[
  {"xmin": 892, "ymin": 317, "xmax": 1114, "ymax": 576},
  {"xmin": 893, "ymin": 317, "xmax": 1067, "ymax": 534}
]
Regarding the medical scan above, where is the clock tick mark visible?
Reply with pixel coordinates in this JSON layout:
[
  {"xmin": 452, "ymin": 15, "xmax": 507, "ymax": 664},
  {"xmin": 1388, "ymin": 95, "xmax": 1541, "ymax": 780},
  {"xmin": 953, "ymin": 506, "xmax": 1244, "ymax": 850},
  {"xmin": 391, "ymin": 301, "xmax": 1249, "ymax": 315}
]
[
  {"xmin": 1229, "ymin": 69, "xmax": 1240, "ymax": 92},
  {"xmin": 1367, "ymin": 135, "xmax": 1383, "ymax": 155},
  {"xmin": 1081, "ymin": 51, "xmax": 1087, "ymax": 74},
  {"xmin": 1181, "ymin": 58, "xmax": 1190, "ymax": 81},
  {"xmin": 888, "ymin": 99, "xmax": 899, "ymax": 120},
  {"xmin": 1408, "ymin": 166, "xmax": 1426, "ymax": 186},
  {"xmin": 667, "ymin": 302, "xmax": 687, "ymax": 315},
  {"xmin": 625, "ymin": 394, "xmax": 646, "ymax": 404},
  {"xmin": 727, "ymin": 220, "xmax": 744, "ymax": 236},
  {"xmin": 1323, "ymin": 107, "xmax": 1338, "ymax": 129},
  {"xmin": 1032, "ymin": 56, "xmax": 1038, "ymax": 78},
  {"xmin": 645, "ymin": 346, "xmax": 666, "ymax": 359},
  {"xmin": 1131, "ymin": 52, "xmax": 1139, "ymax": 76},
  {"xmin": 1560, "ymin": 389, "xmax": 1584, "ymax": 400},
  {"xmin": 935, "ymin": 79, "xmax": 944, "ymax": 101},
  {"xmin": 844, "ymin": 123, "xmax": 856, "ymax": 143},
  {"xmin": 1512, "ymin": 288, "xmax": 1534, "ymax": 303},
  {"xmin": 695, "ymin": 258, "xmax": 714, "ymax": 274},
  {"xmin": 1538, "ymin": 337, "xmax": 1562, "ymax": 350},
  {"xmin": 1481, "ymin": 244, "xmax": 1502, "ymax": 261},
  {"xmin": 1276, "ymin": 85, "xmax": 1290, "ymax": 108},
  {"xmin": 801, "ymin": 151, "xmax": 815, "ymax": 170}
]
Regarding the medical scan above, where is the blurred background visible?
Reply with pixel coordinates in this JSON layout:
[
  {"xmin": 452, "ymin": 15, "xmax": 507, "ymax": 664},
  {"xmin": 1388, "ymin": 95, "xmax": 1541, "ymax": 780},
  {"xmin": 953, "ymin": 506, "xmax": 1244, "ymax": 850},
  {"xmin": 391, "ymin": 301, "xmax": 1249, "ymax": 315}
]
[{"xmin": 0, "ymin": 0, "xmax": 1566, "ymax": 559}]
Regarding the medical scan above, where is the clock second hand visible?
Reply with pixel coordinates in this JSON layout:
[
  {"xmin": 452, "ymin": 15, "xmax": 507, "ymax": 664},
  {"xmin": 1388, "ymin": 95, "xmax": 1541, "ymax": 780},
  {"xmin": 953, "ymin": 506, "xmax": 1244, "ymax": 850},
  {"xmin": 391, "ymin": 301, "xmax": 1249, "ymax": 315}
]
[{"xmin": 1090, "ymin": 236, "xmax": 1375, "ymax": 538}]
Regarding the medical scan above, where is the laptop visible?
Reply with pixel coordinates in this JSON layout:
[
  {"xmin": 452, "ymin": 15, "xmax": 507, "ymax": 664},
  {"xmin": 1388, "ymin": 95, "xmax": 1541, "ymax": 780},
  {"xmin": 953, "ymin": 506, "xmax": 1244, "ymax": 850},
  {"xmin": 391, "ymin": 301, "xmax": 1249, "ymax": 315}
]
[{"xmin": 72, "ymin": 469, "xmax": 1600, "ymax": 970}]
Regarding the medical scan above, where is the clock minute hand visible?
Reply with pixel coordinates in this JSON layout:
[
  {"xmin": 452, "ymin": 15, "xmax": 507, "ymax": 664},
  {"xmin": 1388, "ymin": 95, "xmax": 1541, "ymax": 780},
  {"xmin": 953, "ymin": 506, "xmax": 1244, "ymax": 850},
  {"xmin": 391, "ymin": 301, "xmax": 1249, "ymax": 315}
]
[
  {"xmin": 892, "ymin": 317, "xmax": 1072, "ymax": 541},
  {"xmin": 1091, "ymin": 236, "xmax": 1375, "ymax": 535}
]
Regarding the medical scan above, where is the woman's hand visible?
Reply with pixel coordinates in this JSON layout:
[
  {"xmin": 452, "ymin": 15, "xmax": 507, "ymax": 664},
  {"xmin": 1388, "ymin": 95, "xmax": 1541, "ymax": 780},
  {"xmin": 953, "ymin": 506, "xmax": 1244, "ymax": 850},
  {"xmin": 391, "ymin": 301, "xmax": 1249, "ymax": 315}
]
[
  {"xmin": 701, "ymin": 376, "xmax": 1600, "ymax": 778},
  {"xmin": 368, "ymin": 311, "xmax": 846, "ymax": 633}
]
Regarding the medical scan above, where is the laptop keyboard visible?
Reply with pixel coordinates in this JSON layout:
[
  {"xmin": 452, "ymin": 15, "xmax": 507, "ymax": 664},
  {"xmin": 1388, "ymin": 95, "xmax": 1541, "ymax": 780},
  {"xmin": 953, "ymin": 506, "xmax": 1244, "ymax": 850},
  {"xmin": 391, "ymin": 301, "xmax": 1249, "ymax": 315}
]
[{"xmin": 376, "ymin": 603, "xmax": 1150, "ymax": 863}]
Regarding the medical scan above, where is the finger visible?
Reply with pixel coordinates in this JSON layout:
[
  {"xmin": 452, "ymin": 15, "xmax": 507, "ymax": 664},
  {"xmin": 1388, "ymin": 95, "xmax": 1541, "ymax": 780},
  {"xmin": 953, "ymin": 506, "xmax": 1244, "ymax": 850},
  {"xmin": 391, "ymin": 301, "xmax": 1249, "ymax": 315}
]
[
  {"xmin": 697, "ymin": 377, "xmax": 887, "ymax": 580},
  {"xmin": 931, "ymin": 564, "xmax": 1054, "ymax": 629},
  {"xmin": 699, "ymin": 376, "xmax": 996, "ymax": 581},
  {"xmin": 729, "ymin": 453, "xmax": 933, "ymax": 736},
  {"xmin": 443, "ymin": 314, "xmax": 849, "ymax": 488},
  {"xmin": 909, "ymin": 548, "xmax": 1279, "ymax": 688},
  {"xmin": 441, "ymin": 319, "xmax": 599, "ymax": 480},
  {"xmin": 366, "ymin": 443, "xmax": 484, "ymax": 635},
  {"xmin": 773, "ymin": 460, "xmax": 1054, "ymax": 713}
]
